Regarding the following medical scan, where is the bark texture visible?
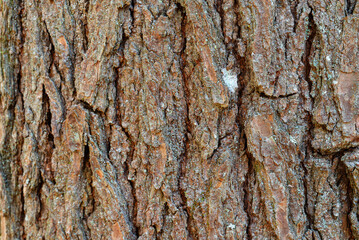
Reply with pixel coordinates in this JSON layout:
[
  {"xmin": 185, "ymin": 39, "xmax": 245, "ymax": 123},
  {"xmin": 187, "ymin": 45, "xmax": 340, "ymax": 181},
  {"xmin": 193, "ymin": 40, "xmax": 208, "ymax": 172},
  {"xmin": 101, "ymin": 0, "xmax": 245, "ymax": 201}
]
[{"xmin": 1, "ymin": 0, "xmax": 359, "ymax": 239}]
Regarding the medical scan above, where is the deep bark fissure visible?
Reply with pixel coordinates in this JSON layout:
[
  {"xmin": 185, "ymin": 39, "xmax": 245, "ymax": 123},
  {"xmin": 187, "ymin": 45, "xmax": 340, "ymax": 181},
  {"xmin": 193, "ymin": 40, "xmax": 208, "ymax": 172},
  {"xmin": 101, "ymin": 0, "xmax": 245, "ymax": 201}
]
[
  {"xmin": 83, "ymin": 0, "xmax": 90, "ymax": 53},
  {"xmin": 234, "ymin": 5, "xmax": 252, "ymax": 238},
  {"xmin": 81, "ymin": 142, "xmax": 95, "ymax": 239},
  {"xmin": 288, "ymin": 0, "xmax": 300, "ymax": 32},
  {"xmin": 35, "ymin": 173, "xmax": 44, "ymax": 222},
  {"xmin": 303, "ymin": 8, "xmax": 316, "ymax": 95},
  {"xmin": 336, "ymin": 151, "xmax": 356, "ymax": 239},
  {"xmin": 40, "ymin": 86, "xmax": 55, "ymax": 189},
  {"xmin": 346, "ymin": 0, "xmax": 357, "ymax": 15},
  {"xmin": 301, "ymin": 8, "xmax": 317, "ymax": 231},
  {"xmin": 243, "ymin": 150, "xmax": 253, "ymax": 240},
  {"xmin": 113, "ymin": 38, "xmax": 139, "ymax": 238},
  {"xmin": 259, "ymin": 91, "xmax": 298, "ymax": 99},
  {"xmin": 301, "ymin": 149, "xmax": 314, "ymax": 232},
  {"xmin": 42, "ymin": 87, "xmax": 54, "ymax": 146},
  {"xmin": 177, "ymin": 4, "xmax": 196, "ymax": 239}
]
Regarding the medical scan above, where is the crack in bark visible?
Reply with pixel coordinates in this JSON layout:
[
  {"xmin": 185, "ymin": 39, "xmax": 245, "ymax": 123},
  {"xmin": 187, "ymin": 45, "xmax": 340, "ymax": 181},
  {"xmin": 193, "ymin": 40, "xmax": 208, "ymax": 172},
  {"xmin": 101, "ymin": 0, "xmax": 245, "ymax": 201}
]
[
  {"xmin": 111, "ymin": 8, "xmax": 139, "ymax": 236},
  {"xmin": 243, "ymin": 150, "xmax": 253, "ymax": 240},
  {"xmin": 259, "ymin": 91, "xmax": 298, "ymax": 99},
  {"xmin": 176, "ymin": 3, "xmax": 196, "ymax": 239},
  {"xmin": 301, "ymin": 149, "xmax": 313, "ymax": 233},
  {"xmin": 81, "ymin": 142, "xmax": 94, "ymax": 239},
  {"xmin": 233, "ymin": 2, "xmax": 252, "ymax": 237},
  {"xmin": 301, "ymin": 7, "xmax": 318, "ymax": 236},
  {"xmin": 288, "ymin": 0, "xmax": 300, "ymax": 32},
  {"xmin": 82, "ymin": 0, "xmax": 90, "ymax": 53},
  {"xmin": 41, "ymin": 86, "xmax": 55, "ymax": 186},
  {"xmin": 303, "ymin": 7, "xmax": 316, "ymax": 96},
  {"xmin": 336, "ymin": 151, "xmax": 357, "ymax": 239},
  {"xmin": 346, "ymin": 0, "xmax": 357, "ymax": 15}
]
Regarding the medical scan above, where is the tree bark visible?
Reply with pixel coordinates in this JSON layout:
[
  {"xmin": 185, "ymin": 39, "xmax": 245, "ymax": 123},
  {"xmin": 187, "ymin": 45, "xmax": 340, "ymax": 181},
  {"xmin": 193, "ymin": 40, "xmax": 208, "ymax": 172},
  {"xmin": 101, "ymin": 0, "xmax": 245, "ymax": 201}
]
[{"xmin": 1, "ymin": 0, "xmax": 359, "ymax": 239}]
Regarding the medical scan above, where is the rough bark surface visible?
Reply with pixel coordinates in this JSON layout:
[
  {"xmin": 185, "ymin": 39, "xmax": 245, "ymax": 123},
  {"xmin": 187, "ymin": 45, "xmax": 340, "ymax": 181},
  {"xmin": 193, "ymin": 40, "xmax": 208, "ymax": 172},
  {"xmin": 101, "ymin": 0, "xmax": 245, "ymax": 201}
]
[{"xmin": 1, "ymin": 0, "xmax": 359, "ymax": 239}]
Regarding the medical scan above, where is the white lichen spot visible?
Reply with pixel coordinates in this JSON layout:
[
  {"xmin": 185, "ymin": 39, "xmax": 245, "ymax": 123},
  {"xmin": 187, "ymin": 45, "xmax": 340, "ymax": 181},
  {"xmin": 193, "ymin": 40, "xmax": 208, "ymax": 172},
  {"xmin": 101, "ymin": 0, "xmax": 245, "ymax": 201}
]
[
  {"xmin": 290, "ymin": 135, "xmax": 297, "ymax": 144},
  {"xmin": 222, "ymin": 68, "xmax": 238, "ymax": 93},
  {"xmin": 228, "ymin": 224, "xmax": 236, "ymax": 230}
]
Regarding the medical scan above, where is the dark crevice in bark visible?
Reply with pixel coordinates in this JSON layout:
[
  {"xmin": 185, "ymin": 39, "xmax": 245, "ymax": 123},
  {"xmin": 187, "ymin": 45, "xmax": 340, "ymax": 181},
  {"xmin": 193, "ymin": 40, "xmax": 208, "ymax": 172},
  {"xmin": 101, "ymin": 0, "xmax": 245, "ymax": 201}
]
[
  {"xmin": 234, "ymin": 2, "xmax": 252, "ymax": 237},
  {"xmin": 301, "ymin": 8, "xmax": 319, "ymax": 233},
  {"xmin": 235, "ymin": 47, "xmax": 252, "ymax": 240},
  {"xmin": 303, "ymin": 8, "xmax": 316, "ymax": 96},
  {"xmin": 20, "ymin": 184, "xmax": 26, "ymax": 239},
  {"xmin": 346, "ymin": 0, "xmax": 357, "ymax": 15},
  {"xmin": 42, "ymin": 87, "xmax": 54, "ymax": 146},
  {"xmin": 259, "ymin": 91, "xmax": 298, "ymax": 99},
  {"xmin": 82, "ymin": 142, "xmax": 96, "ymax": 230},
  {"xmin": 301, "ymin": 9, "xmax": 317, "ymax": 232},
  {"xmin": 42, "ymin": 21, "xmax": 67, "ymax": 128},
  {"xmin": 243, "ymin": 150, "xmax": 253, "ymax": 240},
  {"xmin": 62, "ymin": 0, "xmax": 77, "ymax": 99},
  {"xmin": 112, "ymin": 16, "xmax": 138, "ymax": 237},
  {"xmin": 129, "ymin": 0, "xmax": 136, "ymax": 33},
  {"xmin": 177, "ymin": 4, "xmax": 195, "ymax": 239},
  {"xmin": 288, "ymin": 0, "xmax": 299, "ymax": 32},
  {"xmin": 78, "ymin": 100, "xmax": 105, "ymax": 117},
  {"xmin": 83, "ymin": 136, "xmax": 96, "ymax": 220},
  {"xmin": 336, "ymin": 152, "xmax": 356, "ymax": 239},
  {"xmin": 215, "ymin": 0, "xmax": 224, "ymax": 35},
  {"xmin": 41, "ymin": 86, "xmax": 55, "ymax": 185},
  {"xmin": 42, "ymin": 21, "xmax": 56, "ymax": 74},
  {"xmin": 17, "ymin": 0, "xmax": 25, "ymax": 118},
  {"xmin": 114, "ymin": 81, "xmax": 138, "ymax": 237},
  {"xmin": 82, "ymin": 0, "xmax": 90, "ymax": 53},
  {"xmin": 113, "ymin": 24, "xmax": 130, "ymax": 124},
  {"xmin": 35, "ymin": 174, "xmax": 44, "ymax": 223},
  {"xmin": 121, "ymin": 128, "xmax": 139, "ymax": 237},
  {"xmin": 17, "ymin": 1, "xmax": 26, "ymax": 237},
  {"xmin": 301, "ymin": 149, "xmax": 314, "ymax": 233}
]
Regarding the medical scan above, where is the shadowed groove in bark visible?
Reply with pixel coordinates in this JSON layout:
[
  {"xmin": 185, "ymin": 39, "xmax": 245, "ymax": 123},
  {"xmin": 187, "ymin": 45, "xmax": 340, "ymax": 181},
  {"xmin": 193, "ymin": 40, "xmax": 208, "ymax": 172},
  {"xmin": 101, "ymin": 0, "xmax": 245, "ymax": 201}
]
[
  {"xmin": 81, "ymin": 142, "xmax": 93, "ymax": 239},
  {"xmin": 288, "ymin": 0, "xmax": 300, "ymax": 32},
  {"xmin": 18, "ymin": 0, "xmax": 26, "ymax": 238},
  {"xmin": 301, "ymin": 151, "xmax": 313, "ymax": 234},
  {"xmin": 346, "ymin": 0, "xmax": 357, "ymax": 15},
  {"xmin": 301, "ymin": 5, "xmax": 317, "ymax": 236},
  {"xmin": 177, "ymin": 3, "xmax": 195, "ymax": 239},
  {"xmin": 41, "ymin": 85, "xmax": 55, "ymax": 188},
  {"xmin": 82, "ymin": 0, "xmax": 90, "ymax": 53},
  {"xmin": 243, "ymin": 150, "xmax": 253, "ymax": 240},
  {"xmin": 303, "ymin": 7, "xmax": 316, "ymax": 95},
  {"xmin": 335, "ymin": 153, "xmax": 354, "ymax": 239},
  {"xmin": 233, "ymin": 2, "xmax": 252, "ymax": 237}
]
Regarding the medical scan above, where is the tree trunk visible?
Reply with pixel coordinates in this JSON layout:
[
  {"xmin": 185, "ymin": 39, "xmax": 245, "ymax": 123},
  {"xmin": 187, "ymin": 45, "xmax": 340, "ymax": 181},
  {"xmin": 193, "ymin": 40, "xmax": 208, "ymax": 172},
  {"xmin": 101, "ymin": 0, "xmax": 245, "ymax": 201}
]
[{"xmin": 1, "ymin": 0, "xmax": 359, "ymax": 239}]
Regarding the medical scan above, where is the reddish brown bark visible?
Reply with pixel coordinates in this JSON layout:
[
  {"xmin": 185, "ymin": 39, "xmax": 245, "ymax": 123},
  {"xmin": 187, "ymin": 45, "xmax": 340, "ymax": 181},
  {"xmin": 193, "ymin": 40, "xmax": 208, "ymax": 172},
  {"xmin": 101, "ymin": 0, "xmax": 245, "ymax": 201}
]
[{"xmin": 1, "ymin": 0, "xmax": 359, "ymax": 239}]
